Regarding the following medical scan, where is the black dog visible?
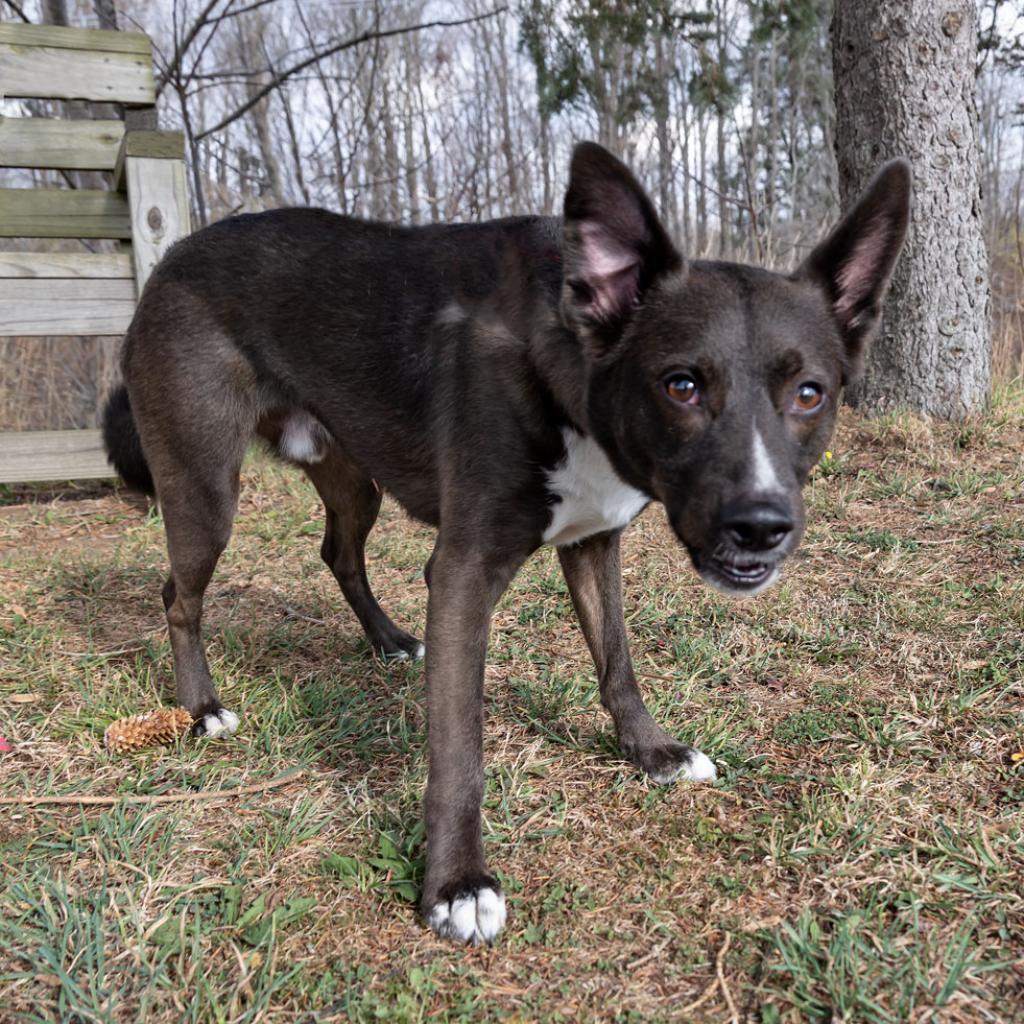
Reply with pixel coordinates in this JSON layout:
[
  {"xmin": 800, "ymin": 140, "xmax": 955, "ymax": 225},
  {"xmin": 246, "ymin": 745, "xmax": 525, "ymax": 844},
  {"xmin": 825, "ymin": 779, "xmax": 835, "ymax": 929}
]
[{"xmin": 103, "ymin": 142, "xmax": 910, "ymax": 944}]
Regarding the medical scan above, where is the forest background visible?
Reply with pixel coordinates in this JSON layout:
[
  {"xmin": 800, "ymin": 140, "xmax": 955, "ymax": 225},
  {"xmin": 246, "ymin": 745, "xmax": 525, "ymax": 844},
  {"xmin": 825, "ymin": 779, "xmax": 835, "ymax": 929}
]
[{"xmin": 0, "ymin": 0, "xmax": 1022, "ymax": 428}]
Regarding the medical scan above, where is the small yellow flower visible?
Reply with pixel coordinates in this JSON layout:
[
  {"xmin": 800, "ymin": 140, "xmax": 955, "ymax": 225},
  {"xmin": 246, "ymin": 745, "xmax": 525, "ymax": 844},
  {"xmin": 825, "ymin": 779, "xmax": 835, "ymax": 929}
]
[{"xmin": 824, "ymin": 451, "xmax": 833, "ymax": 461}]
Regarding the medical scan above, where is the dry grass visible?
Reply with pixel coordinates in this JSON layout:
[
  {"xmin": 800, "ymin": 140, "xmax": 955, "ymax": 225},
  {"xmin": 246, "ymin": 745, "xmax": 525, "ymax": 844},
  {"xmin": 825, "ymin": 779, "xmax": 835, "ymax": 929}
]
[{"xmin": 2, "ymin": 392, "xmax": 1024, "ymax": 1023}]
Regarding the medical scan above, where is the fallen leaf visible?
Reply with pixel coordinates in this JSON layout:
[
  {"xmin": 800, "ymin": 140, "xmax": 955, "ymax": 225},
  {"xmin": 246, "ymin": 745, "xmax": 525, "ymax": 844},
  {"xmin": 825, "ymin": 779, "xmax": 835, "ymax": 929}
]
[
  {"xmin": 0, "ymin": 736, "xmax": 11, "ymax": 753},
  {"xmin": 8, "ymin": 693, "xmax": 42, "ymax": 704}
]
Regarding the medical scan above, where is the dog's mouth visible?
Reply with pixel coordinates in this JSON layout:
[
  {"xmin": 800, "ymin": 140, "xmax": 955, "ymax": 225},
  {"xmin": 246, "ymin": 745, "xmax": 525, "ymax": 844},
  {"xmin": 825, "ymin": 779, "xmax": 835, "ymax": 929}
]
[{"xmin": 693, "ymin": 550, "xmax": 782, "ymax": 597}]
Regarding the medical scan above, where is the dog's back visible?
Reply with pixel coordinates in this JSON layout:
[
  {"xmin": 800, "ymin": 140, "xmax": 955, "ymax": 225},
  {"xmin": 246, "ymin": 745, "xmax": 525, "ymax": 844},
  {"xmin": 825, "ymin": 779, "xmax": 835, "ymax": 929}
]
[{"xmin": 109, "ymin": 207, "xmax": 562, "ymax": 519}]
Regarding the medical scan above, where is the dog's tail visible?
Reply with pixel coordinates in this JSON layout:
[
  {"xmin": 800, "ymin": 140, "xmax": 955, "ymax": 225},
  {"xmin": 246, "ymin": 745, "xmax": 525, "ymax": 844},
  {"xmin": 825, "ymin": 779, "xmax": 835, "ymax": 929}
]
[{"xmin": 101, "ymin": 385, "xmax": 155, "ymax": 496}]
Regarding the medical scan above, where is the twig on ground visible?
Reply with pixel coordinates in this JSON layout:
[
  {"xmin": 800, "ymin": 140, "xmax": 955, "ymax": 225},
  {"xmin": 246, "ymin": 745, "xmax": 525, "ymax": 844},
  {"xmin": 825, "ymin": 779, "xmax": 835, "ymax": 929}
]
[
  {"xmin": 678, "ymin": 932, "xmax": 732, "ymax": 1015},
  {"xmin": 0, "ymin": 767, "xmax": 304, "ymax": 807},
  {"xmin": 625, "ymin": 936, "xmax": 671, "ymax": 971},
  {"xmin": 716, "ymin": 930, "xmax": 739, "ymax": 1023}
]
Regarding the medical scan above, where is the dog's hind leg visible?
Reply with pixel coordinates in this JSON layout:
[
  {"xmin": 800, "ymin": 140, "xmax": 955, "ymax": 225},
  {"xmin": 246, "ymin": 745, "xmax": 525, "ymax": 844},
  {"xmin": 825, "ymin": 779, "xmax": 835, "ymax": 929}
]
[
  {"xmin": 156, "ymin": 447, "xmax": 246, "ymax": 736},
  {"xmin": 304, "ymin": 452, "xmax": 424, "ymax": 661},
  {"xmin": 558, "ymin": 530, "xmax": 717, "ymax": 785},
  {"xmin": 133, "ymin": 376, "xmax": 252, "ymax": 738}
]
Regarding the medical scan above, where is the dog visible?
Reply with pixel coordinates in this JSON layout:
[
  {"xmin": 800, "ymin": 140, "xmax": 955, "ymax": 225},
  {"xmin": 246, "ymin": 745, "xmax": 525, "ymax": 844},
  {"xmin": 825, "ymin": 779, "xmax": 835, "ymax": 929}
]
[{"xmin": 103, "ymin": 141, "xmax": 910, "ymax": 945}]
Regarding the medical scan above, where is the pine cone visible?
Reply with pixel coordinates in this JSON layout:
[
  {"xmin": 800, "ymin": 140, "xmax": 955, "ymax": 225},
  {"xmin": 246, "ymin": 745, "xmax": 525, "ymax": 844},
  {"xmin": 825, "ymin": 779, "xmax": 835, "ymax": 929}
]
[{"xmin": 104, "ymin": 707, "xmax": 194, "ymax": 754}]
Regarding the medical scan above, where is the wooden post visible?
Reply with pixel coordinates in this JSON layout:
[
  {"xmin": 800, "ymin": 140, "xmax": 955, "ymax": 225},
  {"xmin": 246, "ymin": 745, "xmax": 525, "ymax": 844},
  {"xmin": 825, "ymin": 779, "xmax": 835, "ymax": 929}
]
[{"xmin": 115, "ymin": 130, "xmax": 190, "ymax": 289}]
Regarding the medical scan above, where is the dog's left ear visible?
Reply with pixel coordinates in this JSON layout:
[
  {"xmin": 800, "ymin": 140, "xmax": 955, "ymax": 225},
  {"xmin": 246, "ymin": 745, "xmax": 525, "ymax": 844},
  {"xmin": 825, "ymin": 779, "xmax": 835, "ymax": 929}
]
[
  {"xmin": 796, "ymin": 159, "xmax": 912, "ymax": 381},
  {"xmin": 562, "ymin": 141, "xmax": 682, "ymax": 355}
]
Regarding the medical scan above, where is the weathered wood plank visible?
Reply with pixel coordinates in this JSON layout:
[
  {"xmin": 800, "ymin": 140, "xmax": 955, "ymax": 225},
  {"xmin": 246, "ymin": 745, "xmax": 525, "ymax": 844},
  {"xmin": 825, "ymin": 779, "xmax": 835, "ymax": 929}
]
[
  {"xmin": 0, "ymin": 188, "xmax": 132, "ymax": 239},
  {"xmin": 0, "ymin": 43, "xmax": 155, "ymax": 105},
  {"xmin": 0, "ymin": 251, "xmax": 134, "ymax": 279},
  {"xmin": 123, "ymin": 130, "xmax": 185, "ymax": 161},
  {"xmin": 0, "ymin": 116, "xmax": 125, "ymax": 171},
  {"xmin": 0, "ymin": 24, "xmax": 151, "ymax": 55},
  {"xmin": 114, "ymin": 130, "xmax": 186, "ymax": 189},
  {"xmin": 0, "ymin": 278, "xmax": 136, "ymax": 335},
  {"xmin": 0, "ymin": 429, "xmax": 113, "ymax": 484},
  {"xmin": 125, "ymin": 156, "xmax": 191, "ymax": 288}
]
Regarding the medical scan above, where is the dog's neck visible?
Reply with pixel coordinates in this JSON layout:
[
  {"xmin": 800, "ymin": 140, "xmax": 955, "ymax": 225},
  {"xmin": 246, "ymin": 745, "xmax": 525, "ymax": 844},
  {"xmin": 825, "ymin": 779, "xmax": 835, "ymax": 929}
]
[{"xmin": 525, "ymin": 307, "xmax": 592, "ymax": 435}]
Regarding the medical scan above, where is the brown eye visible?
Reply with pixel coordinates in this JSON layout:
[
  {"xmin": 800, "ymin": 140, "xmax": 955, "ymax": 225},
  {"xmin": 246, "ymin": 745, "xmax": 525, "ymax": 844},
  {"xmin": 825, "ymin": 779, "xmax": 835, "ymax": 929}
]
[
  {"xmin": 666, "ymin": 375, "xmax": 700, "ymax": 406},
  {"xmin": 793, "ymin": 383, "xmax": 824, "ymax": 413}
]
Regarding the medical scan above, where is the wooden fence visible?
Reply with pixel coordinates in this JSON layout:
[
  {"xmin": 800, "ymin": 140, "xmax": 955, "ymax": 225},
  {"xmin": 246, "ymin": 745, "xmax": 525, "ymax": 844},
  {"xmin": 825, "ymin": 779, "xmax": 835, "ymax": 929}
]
[{"xmin": 0, "ymin": 23, "xmax": 189, "ymax": 484}]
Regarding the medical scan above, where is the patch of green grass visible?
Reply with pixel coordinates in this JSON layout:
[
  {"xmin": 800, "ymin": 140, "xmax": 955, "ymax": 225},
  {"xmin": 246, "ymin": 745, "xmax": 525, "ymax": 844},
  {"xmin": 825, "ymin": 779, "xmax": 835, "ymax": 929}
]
[
  {"xmin": 837, "ymin": 528, "xmax": 921, "ymax": 553},
  {"xmin": 759, "ymin": 902, "xmax": 1012, "ymax": 1023}
]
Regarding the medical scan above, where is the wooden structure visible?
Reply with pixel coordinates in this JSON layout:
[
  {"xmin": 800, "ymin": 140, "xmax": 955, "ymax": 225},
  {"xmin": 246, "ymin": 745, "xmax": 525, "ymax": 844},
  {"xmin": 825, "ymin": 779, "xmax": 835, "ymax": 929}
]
[{"xmin": 0, "ymin": 23, "xmax": 190, "ymax": 483}]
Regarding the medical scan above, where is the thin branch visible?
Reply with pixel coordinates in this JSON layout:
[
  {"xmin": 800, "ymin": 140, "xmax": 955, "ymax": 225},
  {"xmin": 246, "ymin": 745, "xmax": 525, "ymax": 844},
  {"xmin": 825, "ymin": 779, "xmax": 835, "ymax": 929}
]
[
  {"xmin": 207, "ymin": 0, "xmax": 280, "ymax": 25},
  {"xmin": 196, "ymin": 7, "xmax": 508, "ymax": 142},
  {"xmin": 0, "ymin": 768, "xmax": 305, "ymax": 807},
  {"xmin": 677, "ymin": 932, "xmax": 732, "ymax": 1016},
  {"xmin": 1, "ymin": 0, "xmax": 31, "ymax": 21},
  {"xmin": 156, "ymin": 0, "xmax": 226, "ymax": 99}
]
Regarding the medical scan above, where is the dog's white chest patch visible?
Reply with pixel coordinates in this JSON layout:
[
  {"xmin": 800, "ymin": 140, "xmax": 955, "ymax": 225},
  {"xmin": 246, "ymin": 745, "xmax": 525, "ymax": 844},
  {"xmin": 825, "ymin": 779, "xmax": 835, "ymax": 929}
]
[{"xmin": 543, "ymin": 429, "xmax": 649, "ymax": 546}]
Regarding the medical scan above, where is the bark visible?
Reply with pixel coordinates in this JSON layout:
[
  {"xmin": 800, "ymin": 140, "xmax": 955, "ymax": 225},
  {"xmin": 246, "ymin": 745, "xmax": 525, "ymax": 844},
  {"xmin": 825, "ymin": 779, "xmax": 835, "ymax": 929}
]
[
  {"xmin": 653, "ymin": 34, "xmax": 677, "ymax": 237},
  {"xmin": 92, "ymin": 0, "xmax": 117, "ymax": 30},
  {"xmin": 833, "ymin": 0, "xmax": 991, "ymax": 418},
  {"xmin": 677, "ymin": 72, "xmax": 691, "ymax": 252},
  {"xmin": 415, "ymin": 71, "xmax": 440, "ymax": 222},
  {"xmin": 42, "ymin": 0, "xmax": 67, "ymax": 25},
  {"xmin": 716, "ymin": 113, "xmax": 728, "ymax": 257},
  {"xmin": 280, "ymin": 83, "xmax": 311, "ymax": 206},
  {"xmin": 715, "ymin": 9, "xmax": 729, "ymax": 259},
  {"xmin": 539, "ymin": 107, "xmax": 552, "ymax": 214},
  {"xmin": 697, "ymin": 108, "xmax": 709, "ymax": 255},
  {"xmin": 490, "ymin": 13, "xmax": 519, "ymax": 213},
  {"xmin": 381, "ymin": 66, "xmax": 402, "ymax": 219}
]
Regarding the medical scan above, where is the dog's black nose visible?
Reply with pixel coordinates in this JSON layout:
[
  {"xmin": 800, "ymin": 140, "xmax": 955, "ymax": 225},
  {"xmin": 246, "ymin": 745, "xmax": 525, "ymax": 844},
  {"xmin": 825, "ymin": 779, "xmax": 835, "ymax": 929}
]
[{"xmin": 723, "ymin": 502, "xmax": 793, "ymax": 552}]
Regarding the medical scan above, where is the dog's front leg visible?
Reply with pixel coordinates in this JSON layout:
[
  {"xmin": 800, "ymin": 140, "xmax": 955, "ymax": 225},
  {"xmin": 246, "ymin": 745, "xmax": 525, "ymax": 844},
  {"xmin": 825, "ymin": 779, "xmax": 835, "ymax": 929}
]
[
  {"xmin": 558, "ymin": 531, "xmax": 717, "ymax": 785},
  {"xmin": 420, "ymin": 540, "xmax": 524, "ymax": 945}
]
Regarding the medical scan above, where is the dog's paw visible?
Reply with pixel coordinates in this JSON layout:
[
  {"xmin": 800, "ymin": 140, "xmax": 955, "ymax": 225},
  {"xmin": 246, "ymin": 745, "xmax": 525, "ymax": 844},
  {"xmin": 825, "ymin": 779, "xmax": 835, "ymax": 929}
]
[
  {"xmin": 192, "ymin": 707, "xmax": 240, "ymax": 739},
  {"xmin": 425, "ymin": 884, "xmax": 506, "ymax": 945},
  {"xmin": 643, "ymin": 743, "xmax": 717, "ymax": 785},
  {"xmin": 382, "ymin": 641, "xmax": 425, "ymax": 662},
  {"xmin": 376, "ymin": 635, "xmax": 425, "ymax": 662}
]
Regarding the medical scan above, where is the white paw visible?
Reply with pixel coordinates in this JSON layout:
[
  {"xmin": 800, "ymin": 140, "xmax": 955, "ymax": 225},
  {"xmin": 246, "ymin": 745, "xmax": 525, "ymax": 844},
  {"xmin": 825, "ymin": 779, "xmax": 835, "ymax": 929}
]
[
  {"xmin": 427, "ymin": 887, "xmax": 506, "ymax": 945},
  {"xmin": 382, "ymin": 642, "xmax": 425, "ymax": 662},
  {"xmin": 681, "ymin": 748, "xmax": 717, "ymax": 782},
  {"xmin": 648, "ymin": 747, "xmax": 718, "ymax": 785},
  {"xmin": 197, "ymin": 708, "xmax": 239, "ymax": 739}
]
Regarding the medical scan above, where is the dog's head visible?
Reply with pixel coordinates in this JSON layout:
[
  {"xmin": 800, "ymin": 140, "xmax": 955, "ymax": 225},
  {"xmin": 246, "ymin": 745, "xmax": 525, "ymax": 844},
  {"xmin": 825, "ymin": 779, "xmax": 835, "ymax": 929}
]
[{"xmin": 561, "ymin": 142, "xmax": 911, "ymax": 595}]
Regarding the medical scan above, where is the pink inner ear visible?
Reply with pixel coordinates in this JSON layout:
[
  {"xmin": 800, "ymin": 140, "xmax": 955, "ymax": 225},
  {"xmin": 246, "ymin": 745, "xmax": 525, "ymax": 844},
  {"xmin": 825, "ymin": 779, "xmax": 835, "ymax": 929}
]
[
  {"xmin": 579, "ymin": 220, "xmax": 641, "ymax": 319},
  {"xmin": 835, "ymin": 217, "xmax": 889, "ymax": 325}
]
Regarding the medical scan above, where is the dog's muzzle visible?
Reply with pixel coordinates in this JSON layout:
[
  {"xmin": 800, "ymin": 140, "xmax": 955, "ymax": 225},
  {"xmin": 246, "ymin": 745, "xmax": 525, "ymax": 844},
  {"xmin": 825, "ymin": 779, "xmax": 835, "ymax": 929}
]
[{"xmin": 693, "ymin": 500, "xmax": 795, "ymax": 596}]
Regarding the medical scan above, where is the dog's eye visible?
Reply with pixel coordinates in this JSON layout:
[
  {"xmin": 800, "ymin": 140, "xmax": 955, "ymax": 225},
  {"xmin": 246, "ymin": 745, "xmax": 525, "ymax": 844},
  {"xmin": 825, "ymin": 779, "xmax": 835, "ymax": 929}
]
[
  {"xmin": 793, "ymin": 383, "xmax": 824, "ymax": 413},
  {"xmin": 666, "ymin": 375, "xmax": 700, "ymax": 406}
]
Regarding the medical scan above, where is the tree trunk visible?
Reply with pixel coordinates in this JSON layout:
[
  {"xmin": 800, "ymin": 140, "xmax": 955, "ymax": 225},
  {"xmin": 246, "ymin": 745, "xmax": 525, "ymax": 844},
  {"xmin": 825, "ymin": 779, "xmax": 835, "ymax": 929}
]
[
  {"xmin": 833, "ymin": 0, "xmax": 991, "ymax": 418},
  {"xmin": 653, "ymin": 34, "xmax": 677, "ymax": 238},
  {"xmin": 539, "ymin": 108, "xmax": 552, "ymax": 214},
  {"xmin": 676, "ymin": 66, "xmax": 692, "ymax": 253},
  {"xmin": 92, "ymin": 0, "xmax": 117, "ymax": 30},
  {"xmin": 697, "ymin": 108, "xmax": 708, "ymax": 254}
]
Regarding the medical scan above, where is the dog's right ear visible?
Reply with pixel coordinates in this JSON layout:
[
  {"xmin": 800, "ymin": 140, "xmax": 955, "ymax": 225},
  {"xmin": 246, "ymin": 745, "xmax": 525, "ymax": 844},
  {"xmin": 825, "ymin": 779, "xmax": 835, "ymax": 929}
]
[{"xmin": 561, "ymin": 142, "xmax": 682, "ymax": 355}]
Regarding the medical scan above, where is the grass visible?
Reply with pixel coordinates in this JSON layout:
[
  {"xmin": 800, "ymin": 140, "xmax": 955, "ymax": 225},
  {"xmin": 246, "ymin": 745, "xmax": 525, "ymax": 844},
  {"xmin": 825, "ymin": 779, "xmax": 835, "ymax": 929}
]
[{"xmin": 2, "ymin": 391, "xmax": 1024, "ymax": 1023}]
